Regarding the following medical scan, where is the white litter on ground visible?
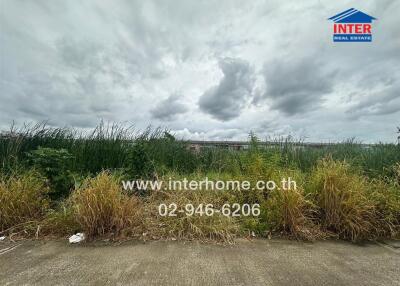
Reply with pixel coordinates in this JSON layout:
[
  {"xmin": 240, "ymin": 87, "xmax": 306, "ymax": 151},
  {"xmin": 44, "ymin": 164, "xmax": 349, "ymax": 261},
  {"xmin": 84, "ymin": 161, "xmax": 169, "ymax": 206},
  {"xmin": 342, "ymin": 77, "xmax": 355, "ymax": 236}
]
[
  {"xmin": 69, "ymin": 233, "xmax": 85, "ymax": 244},
  {"xmin": 0, "ymin": 236, "xmax": 6, "ymax": 241}
]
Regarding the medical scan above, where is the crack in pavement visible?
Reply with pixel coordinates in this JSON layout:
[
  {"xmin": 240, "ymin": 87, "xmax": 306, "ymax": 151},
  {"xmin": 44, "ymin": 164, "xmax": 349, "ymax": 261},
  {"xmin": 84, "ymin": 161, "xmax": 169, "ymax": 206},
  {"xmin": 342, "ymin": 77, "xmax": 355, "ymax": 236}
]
[{"xmin": 0, "ymin": 244, "xmax": 21, "ymax": 256}]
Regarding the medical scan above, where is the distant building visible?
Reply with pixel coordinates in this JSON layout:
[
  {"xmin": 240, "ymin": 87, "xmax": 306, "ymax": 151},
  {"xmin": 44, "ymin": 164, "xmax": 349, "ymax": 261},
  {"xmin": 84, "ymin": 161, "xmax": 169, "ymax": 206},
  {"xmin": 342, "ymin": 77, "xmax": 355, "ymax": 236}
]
[
  {"xmin": 186, "ymin": 140, "xmax": 339, "ymax": 151},
  {"xmin": 188, "ymin": 140, "xmax": 249, "ymax": 151}
]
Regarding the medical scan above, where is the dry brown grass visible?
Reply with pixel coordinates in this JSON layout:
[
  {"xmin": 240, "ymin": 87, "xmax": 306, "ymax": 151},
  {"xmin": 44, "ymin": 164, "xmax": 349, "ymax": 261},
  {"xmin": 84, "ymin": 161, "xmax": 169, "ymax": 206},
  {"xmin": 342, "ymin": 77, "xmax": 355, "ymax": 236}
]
[
  {"xmin": 264, "ymin": 173, "xmax": 323, "ymax": 240},
  {"xmin": 145, "ymin": 188, "xmax": 239, "ymax": 243},
  {"xmin": 69, "ymin": 171, "xmax": 143, "ymax": 239},
  {"xmin": 40, "ymin": 203, "xmax": 79, "ymax": 237},
  {"xmin": 0, "ymin": 171, "xmax": 49, "ymax": 232}
]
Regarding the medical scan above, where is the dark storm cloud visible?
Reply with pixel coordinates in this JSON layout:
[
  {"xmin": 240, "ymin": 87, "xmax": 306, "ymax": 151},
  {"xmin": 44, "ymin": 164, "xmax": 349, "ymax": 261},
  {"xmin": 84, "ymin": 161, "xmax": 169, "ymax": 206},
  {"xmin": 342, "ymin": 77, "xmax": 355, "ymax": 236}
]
[
  {"xmin": 261, "ymin": 58, "xmax": 336, "ymax": 115},
  {"xmin": 151, "ymin": 93, "xmax": 188, "ymax": 121},
  {"xmin": 346, "ymin": 80, "xmax": 400, "ymax": 119},
  {"xmin": 199, "ymin": 58, "xmax": 255, "ymax": 121}
]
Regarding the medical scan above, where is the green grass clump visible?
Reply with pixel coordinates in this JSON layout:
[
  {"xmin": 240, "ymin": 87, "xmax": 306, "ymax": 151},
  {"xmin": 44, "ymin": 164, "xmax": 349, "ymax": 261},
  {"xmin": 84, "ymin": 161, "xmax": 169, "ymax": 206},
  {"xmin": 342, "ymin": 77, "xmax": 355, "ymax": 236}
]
[
  {"xmin": 263, "ymin": 187, "xmax": 322, "ymax": 240},
  {"xmin": 260, "ymin": 168, "xmax": 323, "ymax": 240},
  {"xmin": 367, "ymin": 168, "xmax": 400, "ymax": 238},
  {"xmin": 307, "ymin": 158, "xmax": 377, "ymax": 241}
]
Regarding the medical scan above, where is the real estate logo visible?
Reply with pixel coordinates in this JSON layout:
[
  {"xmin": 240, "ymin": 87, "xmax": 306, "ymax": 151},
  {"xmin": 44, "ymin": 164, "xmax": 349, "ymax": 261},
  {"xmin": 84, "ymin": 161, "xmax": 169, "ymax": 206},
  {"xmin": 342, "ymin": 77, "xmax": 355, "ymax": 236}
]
[{"xmin": 328, "ymin": 8, "xmax": 376, "ymax": 42}]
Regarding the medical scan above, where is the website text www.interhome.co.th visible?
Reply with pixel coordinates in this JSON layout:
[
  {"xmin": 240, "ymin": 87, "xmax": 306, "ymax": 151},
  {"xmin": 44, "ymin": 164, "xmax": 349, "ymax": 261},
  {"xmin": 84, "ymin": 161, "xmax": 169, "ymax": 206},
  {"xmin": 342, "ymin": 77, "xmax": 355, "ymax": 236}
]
[{"xmin": 122, "ymin": 177, "xmax": 297, "ymax": 192}]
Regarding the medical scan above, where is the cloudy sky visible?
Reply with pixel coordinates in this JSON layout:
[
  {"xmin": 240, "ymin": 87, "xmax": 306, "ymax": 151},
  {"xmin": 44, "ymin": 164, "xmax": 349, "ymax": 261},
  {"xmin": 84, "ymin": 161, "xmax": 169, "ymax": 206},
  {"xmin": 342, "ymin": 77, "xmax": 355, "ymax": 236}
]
[{"xmin": 1, "ymin": 0, "xmax": 399, "ymax": 142}]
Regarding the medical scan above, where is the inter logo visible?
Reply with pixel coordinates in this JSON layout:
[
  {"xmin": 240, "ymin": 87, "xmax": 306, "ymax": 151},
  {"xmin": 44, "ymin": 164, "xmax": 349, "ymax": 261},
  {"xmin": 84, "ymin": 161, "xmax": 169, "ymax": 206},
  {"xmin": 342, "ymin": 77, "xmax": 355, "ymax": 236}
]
[{"xmin": 328, "ymin": 8, "xmax": 377, "ymax": 42}]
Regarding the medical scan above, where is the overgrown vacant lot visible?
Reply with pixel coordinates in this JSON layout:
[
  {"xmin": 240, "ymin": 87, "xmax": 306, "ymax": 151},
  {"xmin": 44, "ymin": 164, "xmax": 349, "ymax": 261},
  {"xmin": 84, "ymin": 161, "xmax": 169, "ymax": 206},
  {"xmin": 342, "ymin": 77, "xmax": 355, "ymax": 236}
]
[{"xmin": 0, "ymin": 123, "xmax": 399, "ymax": 242}]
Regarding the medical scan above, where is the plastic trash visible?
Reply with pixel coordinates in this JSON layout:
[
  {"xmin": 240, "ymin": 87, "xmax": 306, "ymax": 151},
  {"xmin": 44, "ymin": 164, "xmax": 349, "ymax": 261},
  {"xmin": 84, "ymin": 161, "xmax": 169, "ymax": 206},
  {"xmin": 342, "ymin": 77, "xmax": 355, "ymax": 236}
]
[
  {"xmin": 69, "ymin": 233, "xmax": 85, "ymax": 244},
  {"xmin": 0, "ymin": 236, "xmax": 5, "ymax": 241}
]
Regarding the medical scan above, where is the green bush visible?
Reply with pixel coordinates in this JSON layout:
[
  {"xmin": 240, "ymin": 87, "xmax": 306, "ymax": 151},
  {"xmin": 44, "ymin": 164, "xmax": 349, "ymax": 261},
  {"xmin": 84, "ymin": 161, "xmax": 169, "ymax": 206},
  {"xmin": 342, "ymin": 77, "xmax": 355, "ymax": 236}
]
[
  {"xmin": 126, "ymin": 141, "xmax": 155, "ymax": 179},
  {"xmin": 28, "ymin": 147, "xmax": 75, "ymax": 199}
]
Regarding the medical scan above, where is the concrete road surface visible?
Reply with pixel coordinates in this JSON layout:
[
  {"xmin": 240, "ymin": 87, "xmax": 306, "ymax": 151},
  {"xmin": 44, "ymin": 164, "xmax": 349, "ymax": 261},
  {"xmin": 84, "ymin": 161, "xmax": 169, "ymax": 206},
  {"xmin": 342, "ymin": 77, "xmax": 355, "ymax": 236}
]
[{"xmin": 0, "ymin": 239, "xmax": 399, "ymax": 286}]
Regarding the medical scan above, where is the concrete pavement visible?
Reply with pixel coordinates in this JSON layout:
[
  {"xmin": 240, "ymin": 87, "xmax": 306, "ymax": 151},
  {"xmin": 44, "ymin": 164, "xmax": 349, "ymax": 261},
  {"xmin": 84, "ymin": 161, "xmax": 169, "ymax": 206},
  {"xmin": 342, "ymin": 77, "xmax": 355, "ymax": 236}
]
[{"xmin": 0, "ymin": 239, "xmax": 399, "ymax": 286}]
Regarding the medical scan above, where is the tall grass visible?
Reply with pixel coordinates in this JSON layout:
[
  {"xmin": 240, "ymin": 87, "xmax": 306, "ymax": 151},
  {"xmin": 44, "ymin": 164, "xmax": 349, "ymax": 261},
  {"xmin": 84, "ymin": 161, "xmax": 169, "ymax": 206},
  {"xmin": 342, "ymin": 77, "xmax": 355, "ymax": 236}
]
[
  {"xmin": 0, "ymin": 122, "xmax": 135, "ymax": 175},
  {"xmin": 0, "ymin": 122, "xmax": 203, "ymax": 178},
  {"xmin": 2, "ymin": 122, "xmax": 399, "ymax": 180},
  {"xmin": 0, "ymin": 122, "xmax": 399, "ymax": 242}
]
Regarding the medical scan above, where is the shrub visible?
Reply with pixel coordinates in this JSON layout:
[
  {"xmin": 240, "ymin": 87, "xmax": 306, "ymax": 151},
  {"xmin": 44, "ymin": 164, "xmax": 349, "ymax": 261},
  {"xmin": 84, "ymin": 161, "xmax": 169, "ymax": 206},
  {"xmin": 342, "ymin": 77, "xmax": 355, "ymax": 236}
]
[
  {"xmin": 0, "ymin": 170, "xmax": 49, "ymax": 231},
  {"xmin": 28, "ymin": 147, "xmax": 75, "ymax": 199},
  {"xmin": 307, "ymin": 158, "xmax": 377, "ymax": 241},
  {"xmin": 126, "ymin": 141, "xmax": 155, "ymax": 179},
  {"xmin": 239, "ymin": 151, "xmax": 280, "ymax": 204},
  {"xmin": 126, "ymin": 131, "xmax": 198, "ymax": 179},
  {"xmin": 69, "ymin": 171, "xmax": 142, "ymax": 238}
]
